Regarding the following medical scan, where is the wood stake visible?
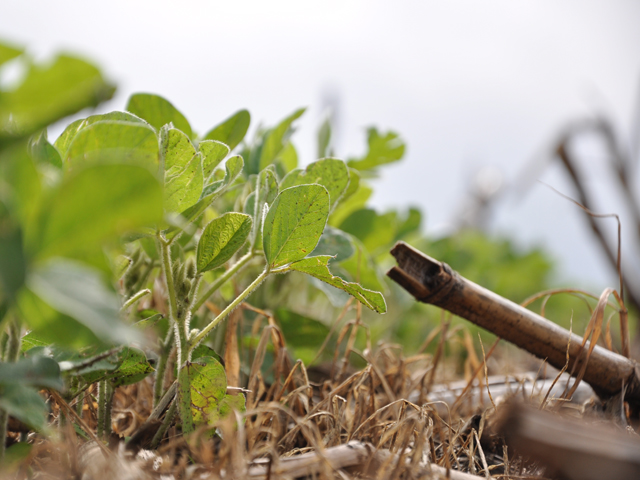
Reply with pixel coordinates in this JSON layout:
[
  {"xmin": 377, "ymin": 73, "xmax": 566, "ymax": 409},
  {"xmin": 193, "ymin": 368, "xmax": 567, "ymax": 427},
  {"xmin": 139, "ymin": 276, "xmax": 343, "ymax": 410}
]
[{"xmin": 387, "ymin": 241, "xmax": 640, "ymax": 406}]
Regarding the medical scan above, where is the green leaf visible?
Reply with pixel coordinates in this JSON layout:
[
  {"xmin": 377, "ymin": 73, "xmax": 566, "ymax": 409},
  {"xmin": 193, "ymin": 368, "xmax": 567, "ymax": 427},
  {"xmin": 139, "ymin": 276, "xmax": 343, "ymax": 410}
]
[
  {"xmin": 203, "ymin": 110, "xmax": 250, "ymax": 151},
  {"xmin": 3, "ymin": 442, "xmax": 32, "ymax": 472},
  {"xmin": 36, "ymin": 164, "xmax": 163, "ymax": 259},
  {"xmin": 259, "ymin": 108, "xmax": 305, "ymax": 170},
  {"xmin": 250, "ymin": 168, "xmax": 279, "ymax": 249},
  {"xmin": 0, "ymin": 42, "xmax": 23, "ymax": 67},
  {"xmin": 54, "ymin": 111, "xmax": 146, "ymax": 160},
  {"xmin": 197, "ymin": 213, "xmax": 252, "ymax": 273},
  {"xmin": 347, "ymin": 128, "xmax": 405, "ymax": 172},
  {"xmin": 0, "ymin": 383, "xmax": 48, "ymax": 430},
  {"xmin": 274, "ymin": 141, "xmax": 298, "ymax": 176},
  {"xmin": 317, "ymin": 116, "xmax": 332, "ymax": 158},
  {"xmin": 29, "ymin": 130, "xmax": 62, "ymax": 168},
  {"xmin": 160, "ymin": 127, "xmax": 204, "ymax": 214},
  {"xmin": 281, "ymin": 158, "xmax": 349, "ymax": 211},
  {"xmin": 65, "ymin": 120, "xmax": 158, "ymax": 172},
  {"xmin": 338, "ymin": 236, "xmax": 385, "ymax": 292},
  {"xmin": 275, "ymin": 308, "xmax": 330, "ymax": 364},
  {"xmin": 17, "ymin": 289, "xmax": 105, "ymax": 349},
  {"xmin": 263, "ymin": 184, "xmax": 329, "ymax": 269},
  {"xmin": 339, "ymin": 208, "xmax": 398, "ymax": 253},
  {"xmin": 310, "ymin": 226, "xmax": 354, "ymax": 262},
  {"xmin": 0, "ymin": 201, "xmax": 26, "ymax": 303},
  {"xmin": 126, "ymin": 93, "xmax": 192, "ymax": 138},
  {"xmin": 187, "ymin": 356, "xmax": 243, "ymax": 428},
  {"xmin": 0, "ymin": 55, "xmax": 115, "ymax": 138},
  {"xmin": 80, "ymin": 347, "xmax": 154, "ymax": 387},
  {"xmin": 329, "ymin": 179, "xmax": 372, "ymax": 227},
  {"xmin": 288, "ymin": 256, "xmax": 386, "ymax": 313},
  {"xmin": 199, "ymin": 140, "xmax": 229, "ymax": 180},
  {"xmin": 164, "ymin": 155, "xmax": 244, "ymax": 241},
  {"xmin": 0, "ymin": 356, "xmax": 63, "ymax": 390},
  {"xmin": 396, "ymin": 207, "xmax": 422, "ymax": 240},
  {"xmin": 27, "ymin": 259, "xmax": 140, "ymax": 345}
]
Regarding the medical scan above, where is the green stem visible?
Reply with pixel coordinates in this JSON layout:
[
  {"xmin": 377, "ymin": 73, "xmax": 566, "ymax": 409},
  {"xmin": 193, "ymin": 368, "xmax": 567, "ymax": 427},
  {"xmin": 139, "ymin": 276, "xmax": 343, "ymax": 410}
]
[
  {"xmin": 158, "ymin": 235, "xmax": 179, "ymax": 323},
  {"xmin": 153, "ymin": 329, "xmax": 174, "ymax": 408},
  {"xmin": 97, "ymin": 380, "xmax": 106, "ymax": 439},
  {"xmin": 176, "ymin": 359, "xmax": 194, "ymax": 434},
  {"xmin": 0, "ymin": 318, "xmax": 21, "ymax": 461},
  {"xmin": 150, "ymin": 401, "xmax": 177, "ymax": 449},
  {"xmin": 190, "ymin": 252, "xmax": 255, "ymax": 314},
  {"xmin": 104, "ymin": 383, "xmax": 113, "ymax": 438},
  {"xmin": 120, "ymin": 288, "xmax": 151, "ymax": 312},
  {"xmin": 190, "ymin": 269, "xmax": 270, "ymax": 352}
]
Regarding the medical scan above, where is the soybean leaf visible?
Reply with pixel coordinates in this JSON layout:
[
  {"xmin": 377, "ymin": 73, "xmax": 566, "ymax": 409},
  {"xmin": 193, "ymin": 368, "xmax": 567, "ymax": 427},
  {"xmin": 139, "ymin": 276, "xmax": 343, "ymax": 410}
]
[
  {"xmin": 339, "ymin": 236, "xmax": 385, "ymax": 292},
  {"xmin": 55, "ymin": 111, "xmax": 146, "ymax": 159},
  {"xmin": 203, "ymin": 110, "xmax": 250, "ymax": 151},
  {"xmin": 164, "ymin": 152, "xmax": 203, "ymax": 214},
  {"xmin": 80, "ymin": 347, "xmax": 154, "ymax": 388},
  {"xmin": 275, "ymin": 308, "xmax": 330, "ymax": 364},
  {"xmin": 339, "ymin": 208, "xmax": 398, "ymax": 253},
  {"xmin": 17, "ymin": 289, "xmax": 105, "ymax": 349},
  {"xmin": 197, "ymin": 213, "xmax": 252, "ymax": 273},
  {"xmin": 317, "ymin": 116, "xmax": 332, "ymax": 158},
  {"xmin": 199, "ymin": 140, "xmax": 229, "ymax": 180},
  {"xmin": 65, "ymin": 120, "xmax": 158, "ymax": 172},
  {"xmin": 36, "ymin": 164, "xmax": 163, "ymax": 260},
  {"xmin": 0, "ymin": 356, "xmax": 63, "ymax": 390},
  {"xmin": 310, "ymin": 226, "xmax": 354, "ymax": 262},
  {"xmin": 263, "ymin": 185, "xmax": 329, "ymax": 269},
  {"xmin": 250, "ymin": 168, "xmax": 279, "ymax": 249},
  {"xmin": 0, "ymin": 42, "xmax": 23, "ymax": 67},
  {"xmin": 0, "ymin": 383, "xmax": 48, "ymax": 431},
  {"xmin": 258, "ymin": 108, "xmax": 305, "ymax": 170},
  {"xmin": 28, "ymin": 259, "xmax": 140, "ymax": 345},
  {"xmin": 0, "ymin": 55, "xmax": 115, "ymax": 138},
  {"xmin": 29, "ymin": 130, "xmax": 62, "ymax": 168},
  {"xmin": 161, "ymin": 126, "xmax": 195, "ymax": 174},
  {"xmin": 395, "ymin": 207, "xmax": 422, "ymax": 240},
  {"xmin": 329, "ymin": 179, "xmax": 372, "ymax": 228},
  {"xmin": 3, "ymin": 443, "xmax": 33, "ymax": 472},
  {"xmin": 191, "ymin": 345, "xmax": 224, "ymax": 364},
  {"xmin": 281, "ymin": 158, "xmax": 349, "ymax": 211},
  {"xmin": 126, "ymin": 93, "xmax": 192, "ymax": 138},
  {"xmin": 288, "ymin": 255, "xmax": 386, "ymax": 313},
  {"xmin": 274, "ymin": 141, "xmax": 298, "ymax": 175},
  {"xmin": 164, "ymin": 156, "xmax": 244, "ymax": 241},
  {"xmin": 347, "ymin": 128, "xmax": 405, "ymax": 172},
  {"xmin": 0, "ymin": 201, "xmax": 26, "ymax": 303},
  {"xmin": 187, "ymin": 356, "xmax": 244, "ymax": 427}
]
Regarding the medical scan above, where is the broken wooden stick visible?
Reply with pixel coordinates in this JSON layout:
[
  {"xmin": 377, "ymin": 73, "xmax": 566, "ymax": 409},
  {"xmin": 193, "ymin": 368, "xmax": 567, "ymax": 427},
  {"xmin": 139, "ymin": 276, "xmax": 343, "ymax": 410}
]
[
  {"xmin": 387, "ymin": 241, "xmax": 640, "ymax": 406},
  {"xmin": 495, "ymin": 402, "xmax": 640, "ymax": 480}
]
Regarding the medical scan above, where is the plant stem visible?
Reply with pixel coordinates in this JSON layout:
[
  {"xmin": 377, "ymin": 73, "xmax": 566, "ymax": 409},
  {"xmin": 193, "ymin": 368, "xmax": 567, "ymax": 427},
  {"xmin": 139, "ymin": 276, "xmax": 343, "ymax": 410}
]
[
  {"xmin": 191, "ymin": 252, "xmax": 255, "ymax": 314},
  {"xmin": 150, "ymin": 401, "xmax": 177, "ymax": 450},
  {"xmin": 153, "ymin": 329, "xmax": 174, "ymax": 408},
  {"xmin": 97, "ymin": 380, "xmax": 106, "ymax": 438},
  {"xmin": 120, "ymin": 288, "xmax": 151, "ymax": 312},
  {"xmin": 0, "ymin": 317, "xmax": 21, "ymax": 461},
  {"xmin": 190, "ymin": 269, "xmax": 270, "ymax": 351},
  {"xmin": 158, "ymin": 235, "xmax": 179, "ymax": 324}
]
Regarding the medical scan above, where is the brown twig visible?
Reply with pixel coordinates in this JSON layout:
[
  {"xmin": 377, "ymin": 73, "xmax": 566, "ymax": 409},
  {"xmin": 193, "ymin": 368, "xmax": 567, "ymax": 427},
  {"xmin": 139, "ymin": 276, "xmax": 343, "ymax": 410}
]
[{"xmin": 387, "ymin": 241, "xmax": 640, "ymax": 407}]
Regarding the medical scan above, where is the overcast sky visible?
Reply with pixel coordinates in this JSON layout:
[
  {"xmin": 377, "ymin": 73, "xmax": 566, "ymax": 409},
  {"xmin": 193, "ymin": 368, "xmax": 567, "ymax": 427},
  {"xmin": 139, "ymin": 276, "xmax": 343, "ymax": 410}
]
[{"xmin": 3, "ymin": 0, "xmax": 640, "ymax": 289}]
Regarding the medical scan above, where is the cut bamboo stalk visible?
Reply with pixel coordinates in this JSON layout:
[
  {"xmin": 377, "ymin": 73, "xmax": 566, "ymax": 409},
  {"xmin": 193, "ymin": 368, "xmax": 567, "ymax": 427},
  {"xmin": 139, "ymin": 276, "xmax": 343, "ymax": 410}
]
[{"xmin": 387, "ymin": 241, "xmax": 640, "ymax": 405}]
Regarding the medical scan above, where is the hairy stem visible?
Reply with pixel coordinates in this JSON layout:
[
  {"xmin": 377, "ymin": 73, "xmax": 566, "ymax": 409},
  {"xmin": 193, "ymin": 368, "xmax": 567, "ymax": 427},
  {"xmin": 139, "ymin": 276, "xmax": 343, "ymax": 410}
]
[
  {"xmin": 190, "ymin": 269, "xmax": 270, "ymax": 351},
  {"xmin": 0, "ymin": 317, "xmax": 21, "ymax": 461},
  {"xmin": 120, "ymin": 288, "xmax": 151, "ymax": 313},
  {"xmin": 191, "ymin": 252, "xmax": 255, "ymax": 314},
  {"xmin": 150, "ymin": 401, "xmax": 177, "ymax": 450},
  {"xmin": 153, "ymin": 329, "xmax": 174, "ymax": 408},
  {"xmin": 97, "ymin": 380, "xmax": 106, "ymax": 438}
]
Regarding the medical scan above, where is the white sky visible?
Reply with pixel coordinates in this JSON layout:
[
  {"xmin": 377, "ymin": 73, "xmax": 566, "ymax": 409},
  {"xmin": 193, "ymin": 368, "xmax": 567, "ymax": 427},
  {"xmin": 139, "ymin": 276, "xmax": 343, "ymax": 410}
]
[{"xmin": 3, "ymin": 0, "xmax": 640, "ymax": 289}]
